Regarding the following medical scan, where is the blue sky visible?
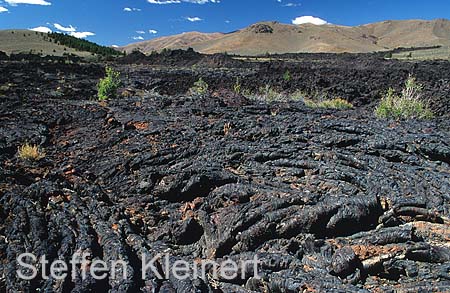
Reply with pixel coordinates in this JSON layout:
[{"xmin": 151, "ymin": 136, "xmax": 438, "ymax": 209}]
[{"xmin": 0, "ymin": 0, "xmax": 449, "ymax": 46}]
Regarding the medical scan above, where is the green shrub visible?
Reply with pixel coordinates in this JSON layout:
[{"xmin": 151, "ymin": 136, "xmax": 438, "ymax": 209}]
[
  {"xmin": 283, "ymin": 70, "xmax": 292, "ymax": 82},
  {"xmin": 97, "ymin": 67, "xmax": 121, "ymax": 101},
  {"xmin": 304, "ymin": 98, "xmax": 353, "ymax": 109},
  {"xmin": 189, "ymin": 77, "xmax": 209, "ymax": 96},
  {"xmin": 233, "ymin": 77, "xmax": 242, "ymax": 94},
  {"xmin": 375, "ymin": 75, "xmax": 433, "ymax": 119}
]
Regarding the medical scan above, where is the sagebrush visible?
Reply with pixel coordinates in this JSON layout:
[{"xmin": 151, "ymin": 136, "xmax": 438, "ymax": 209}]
[
  {"xmin": 375, "ymin": 75, "xmax": 433, "ymax": 119},
  {"xmin": 189, "ymin": 78, "xmax": 209, "ymax": 96}
]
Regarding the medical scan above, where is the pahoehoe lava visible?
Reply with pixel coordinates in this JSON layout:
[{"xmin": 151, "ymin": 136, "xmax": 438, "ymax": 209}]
[{"xmin": 0, "ymin": 52, "xmax": 449, "ymax": 292}]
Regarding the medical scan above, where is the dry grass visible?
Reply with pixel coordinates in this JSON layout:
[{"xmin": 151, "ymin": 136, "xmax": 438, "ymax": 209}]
[
  {"xmin": 18, "ymin": 143, "xmax": 45, "ymax": 161},
  {"xmin": 392, "ymin": 46, "xmax": 450, "ymax": 61},
  {"xmin": 223, "ymin": 122, "xmax": 232, "ymax": 135},
  {"xmin": 245, "ymin": 85, "xmax": 287, "ymax": 102},
  {"xmin": 0, "ymin": 30, "xmax": 92, "ymax": 57},
  {"xmin": 304, "ymin": 98, "xmax": 353, "ymax": 110}
]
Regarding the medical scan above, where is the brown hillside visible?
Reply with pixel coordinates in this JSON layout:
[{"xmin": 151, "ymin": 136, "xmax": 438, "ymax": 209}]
[
  {"xmin": 120, "ymin": 19, "xmax": 450, "ymax": 56},
  {"xmin": 122, "ymin": 31, "xmax": 224, "ymax": 53}
]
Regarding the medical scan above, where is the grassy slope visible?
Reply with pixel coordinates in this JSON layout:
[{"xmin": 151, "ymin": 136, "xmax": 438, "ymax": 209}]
[
  {"xmin": 392, "ymin": 46, "xmax": 450, "ymax": 60},
  {"xmin": 0, "ymin": 29, "xmax": 93, "ymax": 57}
]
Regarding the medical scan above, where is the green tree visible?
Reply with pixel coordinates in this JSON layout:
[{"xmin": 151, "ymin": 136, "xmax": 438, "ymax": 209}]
[
  {"xmin": 283, "ymin": 70, "xmax": 292, "ymax": 82},
  {"xmin": 97, "ymin": 67, "xmax": 121, "ymax": 101}
]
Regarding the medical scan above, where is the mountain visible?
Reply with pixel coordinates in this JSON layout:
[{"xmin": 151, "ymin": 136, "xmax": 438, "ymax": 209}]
[{"xmin": 120, "ymin": 19, "xmax": 450, "ymax": 56}]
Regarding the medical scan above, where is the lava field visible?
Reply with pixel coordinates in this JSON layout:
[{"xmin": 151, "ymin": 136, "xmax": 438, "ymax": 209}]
[{"xmin": 0, "ymin": 53, "xmax": 450, "ymax": 292}]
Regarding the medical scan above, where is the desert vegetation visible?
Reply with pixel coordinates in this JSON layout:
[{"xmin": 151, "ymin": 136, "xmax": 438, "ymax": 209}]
[
  {"xmin": 233, "ymin": 77, "xmax": 242, "ymax": 94},
  {"xmin": 189, "ymin": 77, "xmax": 209, "ymax": 96},
  {"xmin": 304, "ymin": 97, "xmax": 353, "ymax": 109},
  {"xmin": 243, "ymin": 86, "xmax": 353, "ymax": 110},
  {"xmin": 283, "ymin": 69, "xmax": 292, "ymax": 82},
  {"xmin": 97, "ymin": 67, "xmax": 121, "ymax": 101},
  {"xmin": 17, "ymin": 143, "xmax": 45, "ymax": 161},
  {"xmin": 375, "ymin": 75, "xmax": 433, "ymax": 119}
]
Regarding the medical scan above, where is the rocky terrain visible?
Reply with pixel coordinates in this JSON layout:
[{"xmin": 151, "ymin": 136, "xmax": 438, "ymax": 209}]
[{"xmin": 0, "ymin": 52, "xmax": 449, "ymax": 292}]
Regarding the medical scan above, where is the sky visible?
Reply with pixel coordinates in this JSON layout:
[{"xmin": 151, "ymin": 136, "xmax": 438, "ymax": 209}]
[{"xmin": 0, "ymin": 0, "xmax": 449, "ymax": 46}]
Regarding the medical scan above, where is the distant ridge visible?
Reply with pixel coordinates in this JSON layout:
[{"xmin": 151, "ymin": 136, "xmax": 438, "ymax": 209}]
[{"xmin": 120, "ymin": 19, "xmax": 450, "ymax": 56}]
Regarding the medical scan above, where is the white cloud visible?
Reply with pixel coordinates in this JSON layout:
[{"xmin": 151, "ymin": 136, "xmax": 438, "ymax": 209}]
[
  {"xmin": 0, "ymin": 6, "xmax": 8, "ymax": 12},
  {"xmin": 277, "ymin": 0, "xmax": 301, "ymax": 7},
  {"xmin": 50, "ymin": 22, "xmax": 94, "ymax": 39},
  {"xmin": 133, "ymin": 36, "xmax": 144, "ymax": 40},
  {"xmin": 111, "ymin": 45, "xmax": 119, "ymax": 48},
  {"xmin": 147, "ymin": 0, "xmax": 219, "ymax": 4},
  {"xmin": 147, "ymin": 0, "xmax": 180, "ymax": 3},
  {"xmin": 292, "ymin": 16, "xmax": 328, "ymax": 25},
  {"xmin": 29, "ymin": 26, "xmax": 52, "ymax": 33},
  {"xmin": 124, "ymin": 7, "xmax": 141, "ymax": 12},
  {"xmin": 69, "ymin": 31, "xmax": 95, "ymax": 39},
  {"xmin": 149, "ymin": 29, "xmax": 158, "ymax": 34},
  {"xmin": 5, "ymin": 0, "xmax": 51, "ymax": 5},
  {"xmin": 283, "ymin": 3, "xmax": 300, "ymax": 7},
  {"xmin": 54, "ymin": 23, "xmax": 76, "ymax": 32},
  {"xmin": 136, "ymin": 30, "xmax": 146, "ymax": 34},
  {"xmin": 186, "ymin": 16, "xmax": 202, "ymax": 22}
]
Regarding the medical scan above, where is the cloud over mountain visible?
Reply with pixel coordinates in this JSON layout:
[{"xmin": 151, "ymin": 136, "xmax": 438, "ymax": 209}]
[
  {"xmin": 41, "ymin": 23, "xmax": 96, "ymax": 39},
  {"xmin": 292, "ymin": 16, "xmax": 328, "ymax": 25},
  {"xmin": 29, "ymin": 26, "xmax": 52, "ymax": 33},
  {"xmin": 54, "ymin": 23, "xmax": 76, "ymax": 32},
  {"xmin": 69, "ymin": 31, "xmax": 95, "ymax": 38}
]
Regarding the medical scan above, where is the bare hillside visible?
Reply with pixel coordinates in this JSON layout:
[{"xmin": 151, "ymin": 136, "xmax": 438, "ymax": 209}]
[{"xmin": 120, "ymin": 19, "xmax": 450, "ymax": 55}]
